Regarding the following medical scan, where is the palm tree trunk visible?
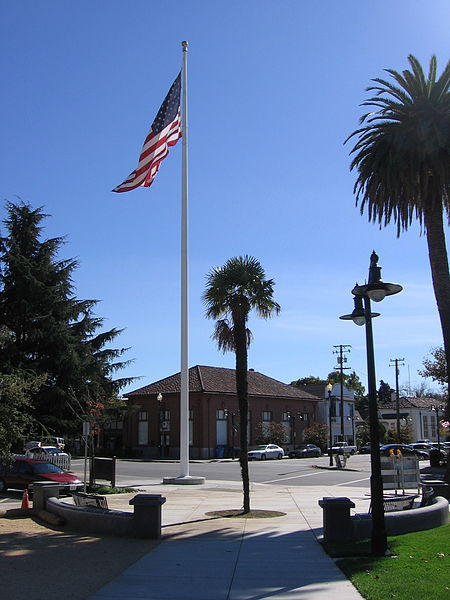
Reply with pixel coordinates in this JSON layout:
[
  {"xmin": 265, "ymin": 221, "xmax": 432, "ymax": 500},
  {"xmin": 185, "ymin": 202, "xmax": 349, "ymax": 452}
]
[
  {"xmin": 234, "ymin": 314, "xmax": 250, "ymax": 512},
  {"xmin": 424, "ymin": 203, "xmax": 450, "ymax": 420}
]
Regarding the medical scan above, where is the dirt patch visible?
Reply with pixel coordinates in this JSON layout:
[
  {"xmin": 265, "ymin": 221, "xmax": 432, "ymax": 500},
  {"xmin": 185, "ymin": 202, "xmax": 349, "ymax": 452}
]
[{"xmin": 0, "ymin": 514, "xmax": 159, "ymax": 600}]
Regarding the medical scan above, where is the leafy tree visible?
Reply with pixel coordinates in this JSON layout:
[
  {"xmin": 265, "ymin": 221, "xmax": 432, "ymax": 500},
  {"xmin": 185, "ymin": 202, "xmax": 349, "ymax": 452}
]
[
  {"xmin": 355, "ymin": 421, "xmax": 387, "ymax": 447},
  {"xmin": 203, "ymin": 255, "xmax": 280, "ymax": 512},
  {"xmin": 346, "ymin": 55, "xmax": 450, "ymax": 410},
  {"xmin": 254, "ymin": 422, "xmax": 287, "ymax": 447},
  {"xmin": 291, "ymin": 375, "xmax": 325, "ymax": 386},
  {"xmin": 0, "ymin": 371, "xmax": 45, "ymax": 459},
  {"xmin": 292, "ymin": 371, "xmax": 366, "ymax": 401},
  {"xmin": 420, "ymin": 346, "xmax": 448, "ymax": 387},
  {"xmin": 0, "ymin": 201, "xmax": 133, "ymax": 435},
  {"xmin": 303, "ymin": 424, "xmax": 329, "ymax": 452},
  {"xmin": 386, "ymin": 423, "xmax": 413, "ymax": 444}
]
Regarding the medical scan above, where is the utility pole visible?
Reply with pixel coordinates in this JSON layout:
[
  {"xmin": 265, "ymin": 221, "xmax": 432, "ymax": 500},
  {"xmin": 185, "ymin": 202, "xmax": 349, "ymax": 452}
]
[
  {"xmin": 390, "ymin": 358, "xmax": 405, "ymax": 441},
  {"xmin": 333, "ymin": 345, "xmax": 352, "ymax": 441}
]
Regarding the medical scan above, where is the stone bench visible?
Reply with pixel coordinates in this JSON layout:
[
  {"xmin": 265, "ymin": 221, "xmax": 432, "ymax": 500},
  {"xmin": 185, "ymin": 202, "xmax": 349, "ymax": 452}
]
[
  {"xmin": 32, "ymin": 483, "xmax": 166, "ymax": 538},
  {"xmin": 319, "ymin": 494, "xmax": 449, "ymax": 542}
]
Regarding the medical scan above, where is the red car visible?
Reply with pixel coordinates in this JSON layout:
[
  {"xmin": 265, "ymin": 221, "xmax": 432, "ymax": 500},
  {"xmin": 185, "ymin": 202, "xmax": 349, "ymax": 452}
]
[{"xmin": 0, "ymin": 457, "xmax": 82, "ymax": 494}]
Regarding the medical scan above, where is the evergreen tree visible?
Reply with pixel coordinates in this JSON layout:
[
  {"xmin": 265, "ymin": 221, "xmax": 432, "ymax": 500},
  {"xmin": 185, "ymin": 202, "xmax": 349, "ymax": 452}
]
[
  {"xmin": 378, "ymin": 380, "xmax": 393, "ymax": 404},
  {"xmin": 0, "ymin": 201, "xmax": 133, "ymax": 435}
]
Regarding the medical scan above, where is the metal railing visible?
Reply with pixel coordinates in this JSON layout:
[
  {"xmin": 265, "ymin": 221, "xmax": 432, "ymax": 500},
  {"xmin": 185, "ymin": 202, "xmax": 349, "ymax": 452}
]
[{"xmin": 18, "ymin": 452, "xmax": 71, "ymax": 471}]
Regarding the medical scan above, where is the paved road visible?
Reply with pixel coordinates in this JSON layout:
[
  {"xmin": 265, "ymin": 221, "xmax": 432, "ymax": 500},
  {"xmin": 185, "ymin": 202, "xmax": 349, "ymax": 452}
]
[{"xmin": 70, "ymin": 454, "xmax": 372, "ymax": 489}]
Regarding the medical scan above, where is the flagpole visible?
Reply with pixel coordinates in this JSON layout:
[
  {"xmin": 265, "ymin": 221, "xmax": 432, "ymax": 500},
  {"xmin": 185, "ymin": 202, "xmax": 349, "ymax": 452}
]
[
  {"xmin": 179, "ymin": 40, "xmax": 189, "ymax": 478},
  {"xmin": 164, "ymin": 41, "xmax": 204, "ymax": 485}
]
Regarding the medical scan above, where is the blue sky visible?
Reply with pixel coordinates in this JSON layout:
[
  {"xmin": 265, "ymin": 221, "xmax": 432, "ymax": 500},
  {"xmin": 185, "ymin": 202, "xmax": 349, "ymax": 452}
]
[{"xmin": 1, "ymin": 1, "xmax": 449, "ymax": 396}]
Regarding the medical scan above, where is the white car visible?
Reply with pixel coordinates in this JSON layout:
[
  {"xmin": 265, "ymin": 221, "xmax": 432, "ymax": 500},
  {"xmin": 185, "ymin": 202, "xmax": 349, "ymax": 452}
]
[
  {"xmin": 248, "ymin": 444, "xmax": 284, "ymax": 460},
  {"xmin": 24, "ymin": 446, "xmax": 69, "ymax": 459}
]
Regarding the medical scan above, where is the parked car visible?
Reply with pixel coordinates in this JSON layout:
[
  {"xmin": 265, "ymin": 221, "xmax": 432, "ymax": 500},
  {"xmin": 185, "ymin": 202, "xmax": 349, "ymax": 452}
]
[
  {"xmin": 288, "ymin": 444, "xmax": 321, "ymax": 458},
  {"xmin": 330, "ymin": 442, "xmax": 357, "ymax": 455},
  {"xmin": 24, "ymin": 437, "xmax": 65, "ymax": 451},
  {"xmin": 358, "ymin": 443, "xmax": 371, "ymax": 454},
  {"xmin": 24, "ymin": 445, "xmax": 69, "ymax": 459},
  {"xmin": 408, "ymin": 443, "xmax": 431, "ymax": 456},
  {"xmin": 248, "ymin": 444, "xmax": 284, "ymax": 460},
  {"xmin": 0, "ymin": 457, "xmax": 82, "ymax": 494},
  {"xmin": 379, "ymin": 444, "xmax": 428, "ymax": 460}
]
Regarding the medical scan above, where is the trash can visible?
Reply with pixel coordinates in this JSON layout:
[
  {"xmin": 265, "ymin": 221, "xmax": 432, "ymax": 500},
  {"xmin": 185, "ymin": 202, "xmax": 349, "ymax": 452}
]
[
  {"xmin": 429, "ymin": 448, "xmax": 441, "ymax": 468},
  {"xmin": 318, "ymin": 497, "xmax": 355, "ymax": 542},
  {"xmin": 215, "ymin": 446, "xmax": 225, "ymax": 459}
]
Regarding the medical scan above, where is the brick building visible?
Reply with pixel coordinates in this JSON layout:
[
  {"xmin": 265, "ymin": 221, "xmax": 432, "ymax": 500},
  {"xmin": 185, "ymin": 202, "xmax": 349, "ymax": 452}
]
[{"xmin": 123, "ymin": 365, "xmax": 321, "ymax": 459}]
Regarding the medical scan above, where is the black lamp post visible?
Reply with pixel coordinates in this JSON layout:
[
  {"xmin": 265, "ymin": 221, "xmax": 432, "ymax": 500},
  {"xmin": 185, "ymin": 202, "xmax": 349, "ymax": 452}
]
[
  {"xmin": 340, "ymin": 251, "xmax": 402, "ymax": 557},
  {"xmin": 157, "ymin": 392, "xmax": 163, "ymax": 457},
  {"xmin": 287, "ymin": 411, "xmax": 303, "ymax": 449},
  {"xmin": 326, "ymin": 383, "xmax": 334, "ymax": 466},
  {"xmin": 224, "ymin": 408, "xmax": 238, "ymax": 459},
  {"xmin": 431, "ymin": 404, "xmax": 443, "ymax": 451}
]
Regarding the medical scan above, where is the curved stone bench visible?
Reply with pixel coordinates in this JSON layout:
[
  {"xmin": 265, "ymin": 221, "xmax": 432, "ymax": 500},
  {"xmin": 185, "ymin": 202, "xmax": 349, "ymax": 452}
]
[
  {"xmin": 352, "ymin": 496, "xmax": 449, "ymax": 541},
  {"xmin": 32, "ymin": 483, "xmax": 165, "ymax": 538},
  {"xmin": 320, "ymin": 494, "xmax": 449, "ymax": 542}
]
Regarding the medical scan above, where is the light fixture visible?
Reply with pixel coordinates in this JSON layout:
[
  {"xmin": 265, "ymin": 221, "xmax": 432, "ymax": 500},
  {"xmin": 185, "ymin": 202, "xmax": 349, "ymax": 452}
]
[
  {"xmin": 352, "ymin": 251, "xmax": 402, "ymax": 302},
  {"xmin": 340, "ymin": 294, "xmax": 380, "ymax": 326}
]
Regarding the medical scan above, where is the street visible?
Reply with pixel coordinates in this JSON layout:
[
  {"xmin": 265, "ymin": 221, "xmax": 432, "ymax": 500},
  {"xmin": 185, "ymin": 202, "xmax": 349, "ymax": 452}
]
[{"xmin": 70, "ymin": 454, "xmax": 372, "ymax": 489}]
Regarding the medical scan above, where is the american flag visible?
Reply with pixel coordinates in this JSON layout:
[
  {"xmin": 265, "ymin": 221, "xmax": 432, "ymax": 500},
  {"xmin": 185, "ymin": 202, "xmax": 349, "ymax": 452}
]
[{"xmin": 113, "ymin": 73, "xmax": 182, "ymax": 193}]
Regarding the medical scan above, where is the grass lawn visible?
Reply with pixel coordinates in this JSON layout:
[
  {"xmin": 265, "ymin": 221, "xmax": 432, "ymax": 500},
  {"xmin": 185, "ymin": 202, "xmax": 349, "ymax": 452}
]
[{"xmin": 322, "ymin": 524, "xmax": 450, "ymax": 600}]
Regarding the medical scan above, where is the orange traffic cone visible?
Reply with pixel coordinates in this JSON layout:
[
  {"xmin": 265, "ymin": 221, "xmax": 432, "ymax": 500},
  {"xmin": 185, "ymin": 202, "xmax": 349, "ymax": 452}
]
[{"xmin": 21, "ymin": 488, "xmax": 30, "ymax": 510}]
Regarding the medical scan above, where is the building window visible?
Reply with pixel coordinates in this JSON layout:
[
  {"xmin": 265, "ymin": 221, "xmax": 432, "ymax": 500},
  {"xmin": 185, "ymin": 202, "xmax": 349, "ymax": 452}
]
[
  {"xmin": 262, "ymin": 411, "xmax": 272, "ymax": 422},
  {"xmin": 138, "ymin": 410, "xmax": 148, "ymax": 445},
  {"xmin": 430, "ymin": 415, "xmax": 437, "ymax": 438},
  {"xmin": 423, "ymin": 416, "xmax": 429, "ymax": 438},
  {"xmin": 216, "ymin": 409, "xmax": 227, "ymax": 446}
]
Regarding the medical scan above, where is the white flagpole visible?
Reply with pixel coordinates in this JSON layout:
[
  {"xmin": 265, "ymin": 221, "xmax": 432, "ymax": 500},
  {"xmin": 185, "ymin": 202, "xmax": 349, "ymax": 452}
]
[
  {"xmin": 164, "ymin": 41, "xmax": 204, "ymax": 485},
  {"xmin": 179, "ymin": 40, "xmax": 189, "ymax": 478}
]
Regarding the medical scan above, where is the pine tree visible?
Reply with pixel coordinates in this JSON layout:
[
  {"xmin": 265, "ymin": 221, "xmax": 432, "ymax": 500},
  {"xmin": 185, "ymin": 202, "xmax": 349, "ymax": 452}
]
[{"xmin": 0, "ymin": 201, "xmax": 133, "ymax": 435}]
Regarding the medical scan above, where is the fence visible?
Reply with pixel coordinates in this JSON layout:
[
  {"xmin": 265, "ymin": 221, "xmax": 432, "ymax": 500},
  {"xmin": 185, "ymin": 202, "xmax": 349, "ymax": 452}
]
[{"xmin": 22, "ymin": 452, "xmax": 71, "ymax": 471}]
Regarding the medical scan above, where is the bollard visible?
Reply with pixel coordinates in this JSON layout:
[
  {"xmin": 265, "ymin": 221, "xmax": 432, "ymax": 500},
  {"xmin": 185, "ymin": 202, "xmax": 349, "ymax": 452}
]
[
  {"xmin": 318, "ymin": 496, "xmax": 355, "ymax": 542},
  {"xmin": 129, "ymin": 494, "xmax": 166, "ymax": 539},
  {"xmin": 32, "ymin": 482, "xmax": 61, "ymax": 511}
]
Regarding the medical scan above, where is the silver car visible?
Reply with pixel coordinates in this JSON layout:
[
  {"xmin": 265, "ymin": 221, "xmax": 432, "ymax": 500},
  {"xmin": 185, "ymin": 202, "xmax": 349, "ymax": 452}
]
[{"xmin": 248, "ymin": 444, "xmax": 284, "ymax": 460}]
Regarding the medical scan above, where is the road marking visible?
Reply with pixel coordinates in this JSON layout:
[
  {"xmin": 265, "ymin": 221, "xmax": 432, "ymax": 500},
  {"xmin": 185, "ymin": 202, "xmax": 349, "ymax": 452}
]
[
  {"xmin": 335, "ymin": 476, "xmax": 370, "ymax": 486},
  {"xmin": 260, "ymin": 471, "xmax": 324, "ymax": 484}
]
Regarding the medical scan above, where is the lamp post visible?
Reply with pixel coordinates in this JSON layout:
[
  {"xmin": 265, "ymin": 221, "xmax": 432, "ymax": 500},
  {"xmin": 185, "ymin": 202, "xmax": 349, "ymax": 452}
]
[
  {"xmin": 157, "ymin": 392, "xmax": 163, "ymax": 457},
  {"xmin": 340, "ymin": 251, "xmax": 402, "ymax": 557},
  {"xmin": 287, "ymin": 411, "xmax": 303, "ymax": 449},
  {"xmin": 224, "ymin": 408, "xmax": 238, "ymax": 458},
  {"xmin": 326, "ymin": 383, "xmax": 334, "ymax": 466},
  {"xmin": 431, "ymin": 404, "xmax": 443, "ymax": 451}
]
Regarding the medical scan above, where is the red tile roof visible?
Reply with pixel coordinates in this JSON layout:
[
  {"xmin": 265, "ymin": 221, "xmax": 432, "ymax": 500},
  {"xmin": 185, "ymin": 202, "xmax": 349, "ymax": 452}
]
[{"xmin": 126, "ymin": 365, "xmax": 320, "ymax": 401}]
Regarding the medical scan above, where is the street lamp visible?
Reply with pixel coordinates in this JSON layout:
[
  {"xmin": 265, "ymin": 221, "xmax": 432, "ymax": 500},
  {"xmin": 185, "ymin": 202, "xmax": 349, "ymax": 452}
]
[
  {"xmin": 431, "ymin": 404, "xmax": 444, "ymax": 451},
  {"xmin": 340, "ymin": 251, "xmax": 402, "ymax": 557},
  {"xmin": 287, "ymin": 411, "xmax": 303, "ymax": 449},
  {"xmin": 326, "ymin": 383, "xmax": 334, "ymax": 466},
  {"xmin": 157, "ymin": 393, "xmax": 163, "ymax": 458}
]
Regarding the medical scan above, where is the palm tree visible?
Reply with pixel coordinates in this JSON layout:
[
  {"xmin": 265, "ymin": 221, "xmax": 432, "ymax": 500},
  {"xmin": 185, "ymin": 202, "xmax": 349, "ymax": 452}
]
[
  {"xmin": 203, "ymin": 256, "xmax": 280, "ymax": 512},
  {"xmin": 346, "ymin": 55, "xmax": 450, "ymax": 413}
]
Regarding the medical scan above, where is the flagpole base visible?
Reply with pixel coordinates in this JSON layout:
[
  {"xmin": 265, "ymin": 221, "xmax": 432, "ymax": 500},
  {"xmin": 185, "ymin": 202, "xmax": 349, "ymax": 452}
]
[{"xmin": 162, "ymin": 475, "xmax": 205, "ymax": 485}]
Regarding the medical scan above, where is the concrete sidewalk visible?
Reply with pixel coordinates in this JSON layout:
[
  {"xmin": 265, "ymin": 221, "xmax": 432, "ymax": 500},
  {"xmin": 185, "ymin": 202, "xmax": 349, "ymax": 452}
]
[{"xmin": 88, "ymin": 480, "xmax": 370, "ymax": 600}]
